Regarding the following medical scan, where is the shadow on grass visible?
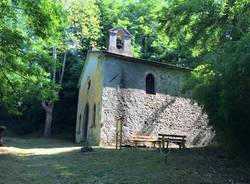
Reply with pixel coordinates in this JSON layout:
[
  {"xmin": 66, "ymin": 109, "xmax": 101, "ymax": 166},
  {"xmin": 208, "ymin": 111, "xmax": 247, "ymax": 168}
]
[
  {"xmin": 0, "ymin": 138, "xmax": 250, "ymax": 184},
  {"xmin": 3, "ymin": 137, "xmax": 79, "ymax": 149}
]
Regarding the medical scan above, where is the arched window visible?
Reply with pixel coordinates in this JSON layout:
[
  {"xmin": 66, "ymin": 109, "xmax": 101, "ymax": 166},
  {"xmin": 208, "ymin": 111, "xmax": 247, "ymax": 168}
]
[
  {"xmin": 92, "ymin": 104, "xmax": 96, "ymax": 128},
  {"xmin": 146, "ymin": 74, "xmax": 155, "ymax": 94},
  {"xmin": 116, "ymin": 30, "xmax": 124, "ymax": 49},
  {"xmin": 116, "ymin": 36, "xmax": 123, "ymax": 49}
]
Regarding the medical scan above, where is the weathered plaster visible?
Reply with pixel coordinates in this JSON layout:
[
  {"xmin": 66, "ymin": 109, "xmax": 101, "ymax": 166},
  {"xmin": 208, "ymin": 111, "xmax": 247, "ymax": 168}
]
[{"xmin": 75, "ymin": 51, "xmax": 103, "ymax": 145}]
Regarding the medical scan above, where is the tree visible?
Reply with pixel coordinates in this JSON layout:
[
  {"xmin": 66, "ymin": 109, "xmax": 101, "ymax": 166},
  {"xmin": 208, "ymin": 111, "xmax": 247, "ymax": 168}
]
[
  {"xmin": 35, "ymin": 0, "xmax": 69, "ymax": 138},
  {"xmin": 42, "ymin": 0, "xmax": 101, "ymax": 138},
  {"xmin": 161, "ymin": 0, "xmax": 250, "ymax": 154},
  {"xmin": 41, "ymin": 47, "xmax": 68, "ymax": 138},
  {"xmin": 0, "ymin": 0, "xmax": 63, "ymax": 115},
  {"xmin": 0, "ymin": 0, "xmax": 72, "ymax": 138},
  {"xmin": 66, "ymin": 0, "xmax": 101, "ymax": 51}
]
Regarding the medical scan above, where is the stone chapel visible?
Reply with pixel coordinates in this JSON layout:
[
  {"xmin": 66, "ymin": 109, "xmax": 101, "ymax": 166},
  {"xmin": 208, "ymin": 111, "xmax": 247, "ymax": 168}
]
[{"xmin": 75, "ymin": 26, "xmax": 213, "ymax": 146}]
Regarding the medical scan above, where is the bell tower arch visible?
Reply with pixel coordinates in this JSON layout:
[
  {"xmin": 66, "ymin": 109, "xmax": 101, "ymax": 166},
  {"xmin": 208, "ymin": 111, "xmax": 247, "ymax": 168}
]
[{"xmin": 107, "ymin": 26, "xmax": 132, "ymax": 57}]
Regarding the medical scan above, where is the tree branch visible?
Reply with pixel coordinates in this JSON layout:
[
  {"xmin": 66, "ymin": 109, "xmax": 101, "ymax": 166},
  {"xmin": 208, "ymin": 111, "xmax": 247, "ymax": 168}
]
[
  {"xmin": 0, "ymin": 66, "xmax": 20, "ymax": 97},
  {"xmin": 59, "ymin": 52, "xmax": 67, "ymax": 85},
  {"xmin": 52, "ymin": 47, "xmax": 57, "ymax": 82}
]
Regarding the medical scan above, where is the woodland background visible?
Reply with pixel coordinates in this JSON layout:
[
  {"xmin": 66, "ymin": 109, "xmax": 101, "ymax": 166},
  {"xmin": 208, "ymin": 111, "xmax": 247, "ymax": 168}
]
[{"xmin": 0, "ymin": 0, "xmax": 249, "ymax": 156}]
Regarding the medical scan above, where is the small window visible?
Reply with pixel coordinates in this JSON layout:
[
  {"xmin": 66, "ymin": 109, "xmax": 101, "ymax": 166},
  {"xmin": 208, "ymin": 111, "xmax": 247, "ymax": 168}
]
[
  {"xmin": 92, "ymin": 104, "xmax": 96, "ymax": 128},
  {"xmin": 146, "ymin": 74, "xmax": 155, "ymax": 94},
  {"xmin": 87, "ymin": 80, "xmax": 91, "ymax": 90}
]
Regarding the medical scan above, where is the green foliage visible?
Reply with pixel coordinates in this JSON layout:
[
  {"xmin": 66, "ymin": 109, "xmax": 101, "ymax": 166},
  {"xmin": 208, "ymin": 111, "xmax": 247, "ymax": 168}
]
[
  {"xmin": 0, "ymin": 0, "xmax": 102, "ymax": 137},
  {"xmin": 0, "ymin": 0, "xmax": 68, "ymax": 114},
  {"xmin": 65, "ymin": 0, "xmax": 101, "ymax": 50},
  {"xmin": 162, "ymin": 0, "xmax": 250, "ymax": 154},
  {"xmin": 49, "ymin": 0, "xmax": 101, "ymax": 138},
  {"xmin": 97, "ymin": 0, "xmax": 168, "ymax": 60},
  {"xmin": 0, "ymin": 0, "xmax": 100, "ymax": 108}
]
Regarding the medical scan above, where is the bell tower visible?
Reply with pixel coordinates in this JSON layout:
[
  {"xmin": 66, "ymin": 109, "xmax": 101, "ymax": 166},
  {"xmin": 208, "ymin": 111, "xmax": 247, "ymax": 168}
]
[{"xmin": 107, "ymin": 26, "xmax": 132, "ymax": 57}]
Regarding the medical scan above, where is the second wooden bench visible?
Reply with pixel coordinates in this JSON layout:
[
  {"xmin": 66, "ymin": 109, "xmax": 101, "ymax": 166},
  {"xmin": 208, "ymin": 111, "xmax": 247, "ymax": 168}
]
[{"xmin": 158, "ymin": 134, "xmax": 186, "ymax": 149}]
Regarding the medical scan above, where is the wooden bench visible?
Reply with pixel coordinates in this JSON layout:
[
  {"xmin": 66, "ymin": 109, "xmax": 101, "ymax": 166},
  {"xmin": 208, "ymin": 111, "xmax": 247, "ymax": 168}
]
[
  {"xmin": 129, "ymin": 135, "xmax": 161, "ymax": 148},
  {"xmin": 158, "ymin": 134, "xmax": 186, "ymax": 149}
]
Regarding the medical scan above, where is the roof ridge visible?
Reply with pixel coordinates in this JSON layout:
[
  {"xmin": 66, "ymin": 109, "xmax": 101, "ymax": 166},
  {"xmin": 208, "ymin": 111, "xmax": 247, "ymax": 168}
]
[
  {"xmin": 109, "ymin": 26, "xmax": 132, "ymax": 36},
  {"xmin": 103, "ymin": 51, "xmax": 191, "ymax": 71}
]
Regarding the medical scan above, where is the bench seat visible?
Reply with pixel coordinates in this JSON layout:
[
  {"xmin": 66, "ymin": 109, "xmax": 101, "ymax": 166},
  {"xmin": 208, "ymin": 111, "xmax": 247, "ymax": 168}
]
[{"xmin": 129, "ymin": 135, "xmax": 161, "ymax": 148}]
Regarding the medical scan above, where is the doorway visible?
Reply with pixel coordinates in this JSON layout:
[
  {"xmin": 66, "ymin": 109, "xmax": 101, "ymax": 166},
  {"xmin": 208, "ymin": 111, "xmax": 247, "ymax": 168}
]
[{"xmin": 83, "ymin": 103, "xmax": 89, "ymax": 142}]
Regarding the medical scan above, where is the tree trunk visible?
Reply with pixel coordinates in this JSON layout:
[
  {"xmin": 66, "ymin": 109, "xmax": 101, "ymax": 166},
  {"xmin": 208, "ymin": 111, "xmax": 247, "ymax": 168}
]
[
  {"xmin": 59, "ymin": 52, "xmax": 67, "ymax": 85},
  {"xmin": 42, "ymin": 102, "xmax": 54, "ymax": 138},
  {"xmin": 42, "ymin": 50, "xmax": 67, "ymax": 138}
]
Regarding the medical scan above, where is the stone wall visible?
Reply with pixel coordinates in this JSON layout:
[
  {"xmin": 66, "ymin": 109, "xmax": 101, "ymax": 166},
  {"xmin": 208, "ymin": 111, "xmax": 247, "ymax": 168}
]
[{"xmin": 100, "ymin": 56, "xmax": 214, "ymax": 146}]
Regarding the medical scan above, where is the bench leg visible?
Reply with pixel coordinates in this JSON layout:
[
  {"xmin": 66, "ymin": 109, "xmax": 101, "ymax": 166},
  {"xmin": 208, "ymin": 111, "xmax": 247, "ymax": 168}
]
[
  {"xmin": 162, "ymin": 140, "xmax": 165, "ymax": 149},
  {"xmin": 166, "ymin": 141, "xmax": 169, "ymax": 149},
  {"xmin": 178, "ymin": 143, "xmax": 181, "ymax": 149},
  {"xmin": 158, "ymin": 141, "xmax": 162, "ymax": 151},
  {"xmin": 153, "ymin": 142, "xmax": 156, "ymax": 148}
]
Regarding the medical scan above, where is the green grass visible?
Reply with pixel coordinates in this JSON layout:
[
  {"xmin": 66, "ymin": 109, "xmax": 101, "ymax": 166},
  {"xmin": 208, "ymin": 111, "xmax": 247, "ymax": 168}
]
[{"xmin": 0, "ymin": 137, "xmax": 249, "ymax": 184}]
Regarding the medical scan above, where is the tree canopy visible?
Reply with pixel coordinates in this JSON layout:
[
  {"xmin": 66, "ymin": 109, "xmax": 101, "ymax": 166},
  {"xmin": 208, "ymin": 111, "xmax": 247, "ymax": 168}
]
[
  {"xmin": 0, "ymin": 0, "xmax": 67, "ymax": 114},
  {"xmin": 161, "ymin": 0, "xmax": 250, "ymax": 154},
  {"xmin": 97, "ymin": 0, "xmax": 169, "ymax": 59}
]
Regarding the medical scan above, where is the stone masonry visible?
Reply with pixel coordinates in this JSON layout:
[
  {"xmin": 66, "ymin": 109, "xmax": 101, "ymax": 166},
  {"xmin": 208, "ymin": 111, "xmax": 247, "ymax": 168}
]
[
  {"xmin": 99, "ymin": 56, "xmax": 214, "ymax": 147},
  {"xmin": 76, "ymin": 27, "xmax": 214, "ymax": 147}
]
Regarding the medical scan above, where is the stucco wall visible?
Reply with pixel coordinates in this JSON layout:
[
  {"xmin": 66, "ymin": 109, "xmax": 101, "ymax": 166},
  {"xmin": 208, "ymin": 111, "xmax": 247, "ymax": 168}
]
[
  {"xmin": 75, "ymin": 52, "xmax": 103, "ymax": 145},
  {"xmin": 100, "ymin": 56, "xmax": 214, "ymax": 146}
]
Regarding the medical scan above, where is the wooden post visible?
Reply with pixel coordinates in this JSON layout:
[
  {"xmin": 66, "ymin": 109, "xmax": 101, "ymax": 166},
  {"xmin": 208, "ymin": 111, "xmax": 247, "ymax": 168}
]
[
  {"xmin": 153, "ymin": 142, "xmax": 156, "ymax": 148},
  {"xmin": 115, "ymin": 117, "xmax": 123, "ymax": 150},
  {"xmin": 119, "ymin": 118, "xmax": 122, "ymax": 150},
  {"xmin": 162, "ymin": 135, "xmax": 165, "ymax": 149},
  {"xmin": 182, "ymin": 137, "xmax": 185, "ymax": 149},
  {"xmin": 115, "ymin": 121, "xmax": 118, "ymax": 150}
]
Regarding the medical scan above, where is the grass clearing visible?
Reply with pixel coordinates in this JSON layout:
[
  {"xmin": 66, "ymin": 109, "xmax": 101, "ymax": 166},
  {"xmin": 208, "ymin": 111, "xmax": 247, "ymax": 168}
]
[{"xmin": 0, "ymin": 137, "xmax": 249, "ymax": 184}]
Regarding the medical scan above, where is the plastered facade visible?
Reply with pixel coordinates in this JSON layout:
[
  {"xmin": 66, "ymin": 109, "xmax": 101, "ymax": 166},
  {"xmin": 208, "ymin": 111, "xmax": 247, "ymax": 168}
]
[
  {"xmin": 76, "ymin": 52, "xmax": 214, "ymax": 146},
  {"xmin": 75, "ymin": 51, "xmax": 103, "ymax": 145}
]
